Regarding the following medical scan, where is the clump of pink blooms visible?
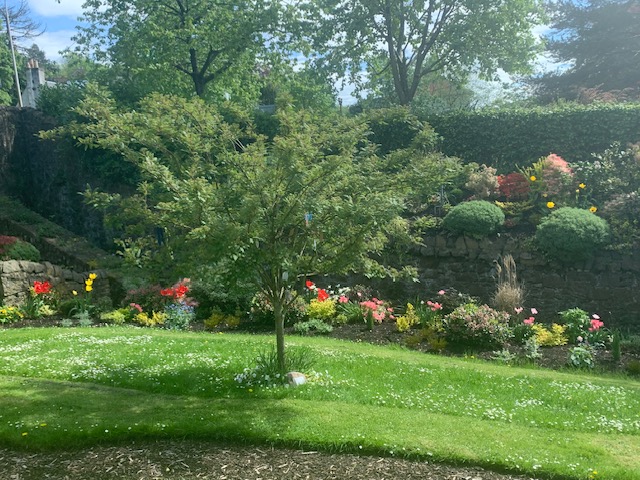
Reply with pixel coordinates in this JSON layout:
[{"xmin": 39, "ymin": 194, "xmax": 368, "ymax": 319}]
[
  {"xmin": 589, "ymin": 313, "xmax": 604, "ymax": 332},
  {"xmin": 360, "ymin": 298, "xmax": 394, "ymax": 323}
]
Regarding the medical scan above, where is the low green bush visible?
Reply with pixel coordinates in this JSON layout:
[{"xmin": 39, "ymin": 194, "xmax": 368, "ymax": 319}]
[
  {"xmin": 442, "ymin": 200, "xmax": 505, "ymax": 237},
  {"xmin": 535, "ymin": 207, "xmax": 610, "ymax": 262},
  {"xmin": 443, "ymin": 303, "xmax": 512, "ymax": 350},
  {"xmin": 0, "ymin": 237, "xmax": 40, "ymax": 262}
]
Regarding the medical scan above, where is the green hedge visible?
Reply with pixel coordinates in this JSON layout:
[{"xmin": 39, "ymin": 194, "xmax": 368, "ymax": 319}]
[{"xmin": 426, "ymin": 103, "xmax": 640, "ymax": 172}]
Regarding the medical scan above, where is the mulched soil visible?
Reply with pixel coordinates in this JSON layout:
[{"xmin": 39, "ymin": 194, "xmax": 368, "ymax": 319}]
[
  {"xmin": 0, "ymin": 440, "xmax": 540, "ymax": 480},
  {"xmin": 2, "ymin": 317, "xmax": 637, "ymax": 479}
]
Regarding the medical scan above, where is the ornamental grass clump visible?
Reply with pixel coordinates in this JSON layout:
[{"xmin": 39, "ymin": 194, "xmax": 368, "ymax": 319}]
[
  {"xmin": 535, "ymin": 207, "xmax": 610, "ymax": 262},
  {"xmin": 442, "ymin": 200, "xmax": 505, "ymax": 237},
  {"xmin": 442, "ymin": 303, "xmax": 511, "ymax": 350}
]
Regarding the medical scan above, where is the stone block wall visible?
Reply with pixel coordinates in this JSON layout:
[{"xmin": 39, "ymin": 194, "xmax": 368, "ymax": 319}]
[
  {"xmin": 394, "ymin": 233, "xmax": 640, "ymax": 331},
  {"xmin": 0, "ymin": 260, "xmax": 110, "ymax": 306}
]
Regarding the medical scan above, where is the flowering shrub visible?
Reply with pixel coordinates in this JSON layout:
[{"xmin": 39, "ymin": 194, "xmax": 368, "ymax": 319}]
[
  {"xmin": 442, "ymin": 200, "xmax": 505, "ymax": 237},
  {"xmin": 560, "ymin": 308, "xmax": 609, "ymax": 346},
  {"xmin": 535, "ymin": 207, "xmax": 610, "ymax": 262},
  {"xmin": 465, "ymin": 163, "xmax": 499, "ymax": 199},
  {"xmin": 21, "ymin": 281, "xmax": 55, "ymax": 318},
  {"xmin": 431, "ymin": 288, "xmax": 477, "ymax": 315},
  {"xmin": 0, "ymin": 305, "xmax": 23, "ymax": 324},
  {"xmin": 123, "ymin": 285, "xmax": 166, "ymax": 313},
  {"xmin": 360, "ymin": 298, "xmax": 394, "ymax": 323},
  {"xmin": 442, "ymin": 303, "xmax": 512, "ymax": 350}
]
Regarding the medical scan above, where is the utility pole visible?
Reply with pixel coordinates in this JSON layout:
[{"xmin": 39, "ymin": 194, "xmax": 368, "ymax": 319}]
[{"xmin": 4, "ymin": 0, "xmax": 22, "ymax": 107}]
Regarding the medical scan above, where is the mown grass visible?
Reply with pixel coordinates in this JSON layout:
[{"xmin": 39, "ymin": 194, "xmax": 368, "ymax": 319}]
[{"xmin": 1, "ymin": 326, "xmax": 639, "ymax": 479}]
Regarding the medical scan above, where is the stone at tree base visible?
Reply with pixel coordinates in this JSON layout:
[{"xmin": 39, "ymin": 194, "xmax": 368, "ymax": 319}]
[{"xmin": 287, "ymin": 372, "xmax": 307, "ymax": 386}]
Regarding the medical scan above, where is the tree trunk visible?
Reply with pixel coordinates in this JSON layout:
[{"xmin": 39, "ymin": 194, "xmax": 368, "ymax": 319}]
[{"xmin": 273, "ymin": 295, "xmax": 286, "ymax": 373}]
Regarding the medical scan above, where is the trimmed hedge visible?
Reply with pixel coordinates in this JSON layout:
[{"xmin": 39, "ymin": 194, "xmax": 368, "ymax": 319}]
[{"xmin": 426, "ymin": 103, "xmax": 640, "ymax": 172}]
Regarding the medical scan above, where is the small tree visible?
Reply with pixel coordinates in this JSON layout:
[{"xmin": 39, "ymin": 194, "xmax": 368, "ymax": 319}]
[{"xmin": 43, "ymin": 88, "xmax": 413, "ymax": 371}]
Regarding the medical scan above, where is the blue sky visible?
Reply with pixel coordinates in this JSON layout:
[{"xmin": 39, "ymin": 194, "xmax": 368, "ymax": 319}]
[{"xmin": 21, "ymin": 0, "xmax": 84, "ymax": 61}]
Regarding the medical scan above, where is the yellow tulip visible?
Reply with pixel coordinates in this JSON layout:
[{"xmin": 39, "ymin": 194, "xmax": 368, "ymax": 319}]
[
  {"xmin": 89, "ymin": 273, "xmax": 97, "ymax": 280},
  {"xmin": 547, "ymin": 201, "xmax": 555, "ymax": 209},
  {"xmin": 529, "ymin": 175, "xmax": 536, "ymax": 181},
  {"xmin": 589, "ymin": 206, "xmax": 598, "ymax": 213},
  {"xmin": 72, "ymin": 290, "xmax": 78, "ymax": 296},
  {"xmin": 85, "ymin": 285, "xmax": 93, "ymax": 292}
]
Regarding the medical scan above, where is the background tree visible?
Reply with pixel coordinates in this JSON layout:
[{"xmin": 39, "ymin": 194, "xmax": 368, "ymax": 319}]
[
  {"xmin": 301, "ymin": 0, "xmax": 544, "ymax": 106},
  {"xmin": 531, "ymin": 0, "xmax": 640, "ymax": 103},
  {"xmin": 74, "ymin": 0, "xmax": 279, "ymax": 101}
]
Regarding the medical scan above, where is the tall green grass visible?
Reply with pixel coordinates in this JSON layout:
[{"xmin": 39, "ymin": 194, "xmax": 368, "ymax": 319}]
[{"xmin": 1, "ymin": 327, "xmax": 639, "ymax": 479}]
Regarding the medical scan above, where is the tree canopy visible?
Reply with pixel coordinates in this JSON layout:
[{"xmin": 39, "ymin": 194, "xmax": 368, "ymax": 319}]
[
  {"xmin": 74, "ymin": 0, "xmax": 279, "ymax": 100},
  {"xmin": 532, "ymin": 0, "xmax": 640, "ymax": 102},
  {"xmin": 301, "ymin": 0, "xmax": 544, "ymax": 105}
]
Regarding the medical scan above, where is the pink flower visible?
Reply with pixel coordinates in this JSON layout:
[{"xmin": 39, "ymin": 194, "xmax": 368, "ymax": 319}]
[
  {"xmin": 338, "ymin": 295, "xmax": 349, "ymax": 304},
  {"xmin": 438, "ymin": 290, "xmax": 446, "ymax": 295},
  {"xmin": 531, "ymin": 308, "xmax": 538, "ymax": 315},
  {"xmin": 592, "ymin": 313, "xmax": 600, "ymax": 320},
  {"xmin": 129, "ymin": 303, "xmax": 143, "ymax": 313},
  {"xmin": 523, "ymin": 317, "xmax": 535, "ymax": 325},
  {"xmin": 514, "ymin": 307, "xmax": 523, "ymax": 314},
  {"xmin": 589, "ymin": 319, "xmax": 604, "ymax": 331},
  {"xmin": 430, "ymin": 302, "xmax": 442, "ymax": 312}
]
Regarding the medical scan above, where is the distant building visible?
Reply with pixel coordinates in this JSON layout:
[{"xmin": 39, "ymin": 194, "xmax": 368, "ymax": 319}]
[{"xmin": 22, "ymin": 59, "xmax": 55, "ymax": 108}]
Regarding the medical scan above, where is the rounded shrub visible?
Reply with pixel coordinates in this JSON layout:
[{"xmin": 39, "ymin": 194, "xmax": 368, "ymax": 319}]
[
  {"xmin": 443, "ymin": 303, "xmax": 512, "ymax": 350},
  {"xmin": 442, "ymin": 200, "xmax": 505, "ymax": 237},
  {"xmin": 535, "ymin": 207, "xmax": 610, "ymax": 262}
]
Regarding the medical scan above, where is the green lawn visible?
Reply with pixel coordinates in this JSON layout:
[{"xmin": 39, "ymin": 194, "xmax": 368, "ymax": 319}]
[{"xmin": 1, "ymin": 326, "xmax": 639, "ymax": 479}]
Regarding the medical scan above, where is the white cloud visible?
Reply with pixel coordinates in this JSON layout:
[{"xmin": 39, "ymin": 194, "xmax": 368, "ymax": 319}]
[
  {"xmin": 28, "ymin": 0, "xmax": 84, "ymax": 17},
  {"xmin": 19, "ymin": 29, "xmax": 76, "ymax": 61}
]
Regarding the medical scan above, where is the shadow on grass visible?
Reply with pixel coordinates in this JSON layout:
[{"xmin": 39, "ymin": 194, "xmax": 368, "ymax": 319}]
[{"xmin": 0, "ymin": 376, "xmax": 296, "ymax": 452}]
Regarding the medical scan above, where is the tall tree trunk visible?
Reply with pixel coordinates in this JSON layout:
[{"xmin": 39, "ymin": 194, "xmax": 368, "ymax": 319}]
[{"xmin": 273, "ymin": 295, "xmax": 286, "ymax": 373}]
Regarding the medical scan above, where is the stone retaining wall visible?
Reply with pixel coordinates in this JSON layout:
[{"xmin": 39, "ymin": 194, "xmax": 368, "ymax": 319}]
[
  {"xmin": 0, "ymin": 260, "xmax": 110, "ymax": 306},
  {"xmin": 374, "ymin": 233, "xmax": 640, "ymax": 331}
]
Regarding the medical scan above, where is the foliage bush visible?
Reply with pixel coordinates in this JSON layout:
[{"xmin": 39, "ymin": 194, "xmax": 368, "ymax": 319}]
[
  {"xmin": 123, "ymin": 285, "xmax": 165, "ymax": 313},
  {"xmin": 365, "ymin": 106, "xmax": 439, "ymax": 156},
  {"xmin": 535, "ymin": 207, "xmax": 610, "ymax": 262},
  {"xmin": 293, "ymin": 318, "xmax": 334, "ymax": 335},
  {"xmin": 442, "ymin": 303, "xmax": 512, "ymax": 350},
  {"xmin": 307, "ymin": 299, "xmax": 337, "ymax": 322},
  {"xmin": 464, "ymin": 164, "xmax": 499, "ymax": 200},
  {"xmin": 532, "ymin": 324, "xmax": 568, "ymax": 347},
  {"xmin": 163, "ymin": 304, "xmax": 195, "ymax": 330},
  {"xmin": 442, "ymin": 200, "xmax": 505, "ymax": 237},
  {"xmin": 0, "ymin": 236, "xmax": 40, "ymax": 262},
  {"xmin": 395, "ymin": 303, "xmax": 420, "ymax": 332},
  {"xmin": 427, "ymin": 103, "xmax": 640, "ymax": 172}
]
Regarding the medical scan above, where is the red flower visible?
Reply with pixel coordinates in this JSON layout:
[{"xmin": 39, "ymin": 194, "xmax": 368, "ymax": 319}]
[
  {"xmin": 33, "ymin": 281, "xmax": 52, "ymax": 295},
  {"xmin": 160, "ymin": 288, "xmax": 174, "ymax": 297},
  {"xmin": 305, "ymin": 280, "xmax": 315, "ymax": 289},
  {"xmin": 317, "ymin": 289, "xmax": 329, "ymax": 302},
  {"xmin": 174, "ymin": 285, "xmax": 189, "ymax": 298}
]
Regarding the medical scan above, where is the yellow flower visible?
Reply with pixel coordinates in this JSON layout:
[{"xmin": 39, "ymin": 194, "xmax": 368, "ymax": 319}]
[
  {"xmin": 85, "ymin": 285, "xmax": 93, "ymax": 292},
  {"xmin": 579, "ymin": 183, "xmax": 586, "ymax": 189},
  {"xmin": 529, "ymin": 175, "xmax": 536, "ymax": 182},
  {"xmin": 72, "ymin": 290, "xmax": 78, "ymax": 296},
  {"xmin": 547, "ymin": 201, "xmax": 555, "ymax": 209},
  {"xmin": 85, "ymin": 279, "xmax": 93, "ymax": 286},
  {"xmin": 589, "ymin": 206, "xmax": 598, "ymax": 213},
  {"xmin": 89, "ymin": 273, "xmax": 97, "ymax": 280}
]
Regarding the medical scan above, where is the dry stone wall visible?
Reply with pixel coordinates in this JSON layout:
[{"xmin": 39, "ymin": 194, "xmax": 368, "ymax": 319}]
[
  {"xmin": 0, "ymin": 260, "xmax": 110, "ymax": 306},
  {"xmin": 394, "ymin": 233, "xmax": 640, "ymax": 331}
]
